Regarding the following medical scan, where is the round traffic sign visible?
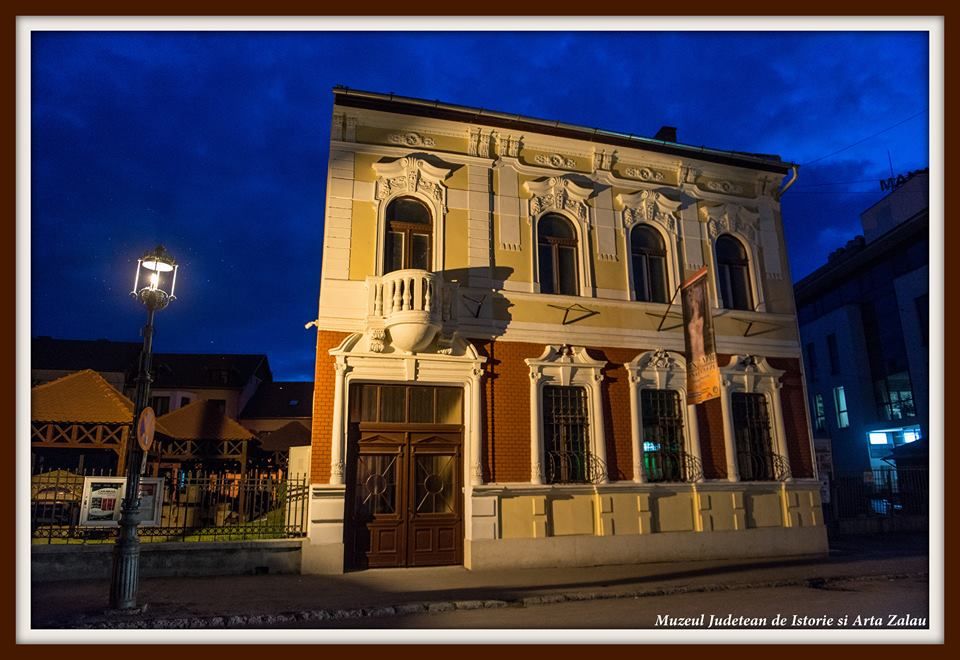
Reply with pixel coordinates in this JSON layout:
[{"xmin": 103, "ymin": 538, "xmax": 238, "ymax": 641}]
[{"xmin": 137, "ymin": 406, "xmax": 157, "ymax": 452}]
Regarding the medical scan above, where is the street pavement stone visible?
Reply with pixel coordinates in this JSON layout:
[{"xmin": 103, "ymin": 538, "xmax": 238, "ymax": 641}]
[{"xmin": 31, "ymin": 533, "xmax": 929, "ymax": 629}]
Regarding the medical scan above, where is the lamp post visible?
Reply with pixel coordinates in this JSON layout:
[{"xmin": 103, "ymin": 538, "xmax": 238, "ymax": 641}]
[{"xmin": 109, "ymin": 245, "xmax": 178, "ymax": 611}]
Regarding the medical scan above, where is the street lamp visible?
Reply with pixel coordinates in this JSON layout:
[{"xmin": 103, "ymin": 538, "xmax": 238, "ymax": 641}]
[{"xmin": 109, "ymin": 245, "xmax": 178, "ymax": 611}]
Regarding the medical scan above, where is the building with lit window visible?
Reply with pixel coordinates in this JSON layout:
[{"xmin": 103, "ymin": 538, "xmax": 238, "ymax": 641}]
[
  {"xmin": 795, "ymin": 171, "xmax": 929, "ymax": 476},
  {"xmin": 305, "ymin": 87, "xmax": 826, "ymax": 573}
]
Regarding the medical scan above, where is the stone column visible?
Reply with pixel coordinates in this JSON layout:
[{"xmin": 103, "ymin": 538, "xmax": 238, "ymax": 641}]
[
  {"xmin": 591, "ymin": 374, "xmax": 609, "ymax": 484},
  {"xmin": 470, "ymin": 369, "xmax": 484, "ymax": 486},
  {"xmin": 529, "ymin": 372, "xmax": 543, "ymax": 485},
  {"xmin": 719, "ymin": 380, "xmax": 740, "ymax": 482},
  {"xmin": 629, "ymin": 375, "xmax": 645, "ymax": 483},
  {"xmin": 329, "ymin": 360, "xmax": 348, "ymax": 486}
]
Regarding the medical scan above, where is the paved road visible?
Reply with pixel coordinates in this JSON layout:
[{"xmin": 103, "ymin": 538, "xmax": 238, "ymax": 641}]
[{"xmin": 270, "ymin": 575, "xmax": 929, "ymax": 631}]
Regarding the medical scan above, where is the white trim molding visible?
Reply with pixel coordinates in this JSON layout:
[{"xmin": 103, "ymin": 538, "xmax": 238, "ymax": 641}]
[
  {"xmin": 326, "ymin": 331, "xmax": 487, "ymax": 488},
  {"xmin": 718, "ymin": 354, "xmax": 792, "ymax": 483},
  {"xmin": 372, "ymin": 155, "xmax": 457, "ymax": 275},
  {"xmin": 624, "ymin": 348, "xmax": 701, "ymax": 484},
  {"xmin": 618, "ymin": 189, "xmax": 684, "ymax": 304},
  {"xmin": 525, "ymin": 345, "xmax": 608, "ymax": 485},
  {"xmin": 700, "ymin": 201, "xmax": 766, "ymax": 312},
  {"xmin": 525, "ymin": 175, "xmax": 597, "ymax": 295}
]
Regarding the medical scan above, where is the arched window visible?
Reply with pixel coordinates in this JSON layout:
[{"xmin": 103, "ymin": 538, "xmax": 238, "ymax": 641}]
[
  {"xmin": 715, "ymin": 234, "xmax": 753, "ymax": 311},
  {"xmin": 384, "ymin": 197, "xmax": 433, "ymax": 273},
  {"xmin": 630, "ymin": 225, "xmax": 668, "ymax": 303},
  {"xmin": 537, "ymin": 214, "xmax": 578, "ymax": 296}
]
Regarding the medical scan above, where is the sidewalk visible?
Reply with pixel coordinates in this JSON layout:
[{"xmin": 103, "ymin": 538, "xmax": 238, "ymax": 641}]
[{"xmin": 31, "ymin": 533, "xmax": 930, "ymax": 629}]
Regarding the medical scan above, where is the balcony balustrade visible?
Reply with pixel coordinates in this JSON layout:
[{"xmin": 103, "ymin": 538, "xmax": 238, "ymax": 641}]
[{"xmin": 366, "ymin": 269, "xmax": 455, "ymax": 353}]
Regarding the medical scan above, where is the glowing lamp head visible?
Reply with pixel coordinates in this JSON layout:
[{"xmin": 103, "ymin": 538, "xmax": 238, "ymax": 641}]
[{"xmin": 131, "ymin": 244, "xmax": 179, "ymax": 309}]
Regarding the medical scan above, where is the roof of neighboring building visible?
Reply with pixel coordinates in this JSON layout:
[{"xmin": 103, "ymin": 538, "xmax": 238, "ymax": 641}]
[
  {"xmin": 156, "ymin": 400, "xmax": 255, "ymax": 441},
  {"xmin": 257, "ymin": 420, "xmax": 312, "ymax": 452},
  {"xmin": 31, "ymin": 369, "xmax": 175, "ymax": 437},
  {"xmin": 794, "ymin": 208, "xmax": 928, "ymax": 304},
  {"xmin": 333, "ymin": 86, "xmax": 794, "ymax": 174},
  {"xmin": 241, "ymin": 382, "xmax": 313, "ymax": 419},
  {"xmin": 31, "ymin": 369, "xmax": 136, "ymax": 424},
  {"xmin": 32, "ymin": 337, "xmax": 272, "ymax": 389}
]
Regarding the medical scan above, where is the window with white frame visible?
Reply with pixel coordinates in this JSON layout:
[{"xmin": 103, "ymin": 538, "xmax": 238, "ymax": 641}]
[
  {"xmin": 718, "ymin": 355, "xmax": 792, "ymax": 482},
  {"xmin": 630, "ymin": 225, "xmax": 669, "ymax": 303},
  {"xmin": 526, "ymin": 345, "xmax": 608, "ymax": 485},
  {"xmin": 716, "ymin": 234, "xmax": 754, "ymax": 311},
  {"xmin": 542, "ymin": 386, "xmax": 592, "ymax": 484},
  {"xmin": 383, "ymin": 196, "xmax": 433, "ymax": 273},
  {"xmin": 537, "ymin": 214, "xmax": 579, "ymax": 296},
  {"xmin": 640, "ymin": 388, "xmax": 688, "ymax": 482}
]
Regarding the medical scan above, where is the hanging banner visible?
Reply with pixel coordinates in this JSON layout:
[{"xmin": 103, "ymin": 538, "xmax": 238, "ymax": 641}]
[{"xmin": 682, "ymin": 266, "xmax": 721, "ymax": 404}]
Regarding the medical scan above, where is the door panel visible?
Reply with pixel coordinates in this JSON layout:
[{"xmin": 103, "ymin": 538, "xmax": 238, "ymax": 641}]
[{"xmin": 346, "ymin": 410, "xmax": 462, "ymax": 569}]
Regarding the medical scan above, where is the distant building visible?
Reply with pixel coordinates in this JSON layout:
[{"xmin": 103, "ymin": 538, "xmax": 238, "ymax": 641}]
[
  {"xmin": 30, "ymin": 337, "xmax": 313, "ymax": 475},
  {"xmin": 795, "ymin": 171, "xmax": 928, "ymax": 476},
  {"xmin": 305, "ymin": 87, "xmax": 825, "ymax": 574}
]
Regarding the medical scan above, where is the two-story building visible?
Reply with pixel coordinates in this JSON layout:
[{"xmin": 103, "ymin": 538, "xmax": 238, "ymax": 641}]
[{"xmin": 305, "ymin": 87, "xmax": 825, "ymax": 573}]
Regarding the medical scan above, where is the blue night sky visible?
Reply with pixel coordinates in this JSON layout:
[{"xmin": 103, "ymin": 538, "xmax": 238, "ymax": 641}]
[{"xmin": 30, "ymin": 30, "xmax": 930, "ymax": 381}]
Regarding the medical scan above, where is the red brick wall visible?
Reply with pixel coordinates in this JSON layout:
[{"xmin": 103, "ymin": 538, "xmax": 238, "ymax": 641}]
[
  {"xmin": 696, "ymin": 397, "xmax": 728, "ymax": 480},
  {"xmin": 308, "ymin": 335, "xmax": 812, "ymax": 484},
  {"xmin": 310, "ymin": 330, "xmax": 350, "ymax": 484},
  {"xmin": 593, "ymin": 347, "xmax": 647, "ymax": 482},
  {"xmin": 767, "ymin": 357, "xmax": 815, "ymax": 479},
  {"xmin": 472, "ymin": 340, "xmax": 541, "ymax": 483}
]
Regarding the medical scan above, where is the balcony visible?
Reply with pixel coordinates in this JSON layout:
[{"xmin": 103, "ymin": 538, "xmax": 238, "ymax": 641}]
[{"xmin": 366, "ymin": 270, "xmax": 456, "ymax": 354}]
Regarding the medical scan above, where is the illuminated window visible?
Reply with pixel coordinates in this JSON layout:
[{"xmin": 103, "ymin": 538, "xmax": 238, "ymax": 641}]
[
  {"xmin": 715, "ymin": 235, "xmax": 753, "ymax": 311},
  {"xmin": 833, "ymin": 386, "xmax": 849, "ymax": 428},
  {"xmin": 537, "ymin": 214, "xmax": 579, "ymax": 296},
  {"xmin": 384, "ymin": 197, "xmax": 433, "ymax": 273},
  {"xmin": 903, "ymin": 430, "xmax": 920, "ymax": 443},
  {"xmin": 869, "ymin": 432, "xmax": 888, "ymax": 445},
  {"xmin": 640, "ymin": 389, "xmax": 688, "ymax": 482},
  {"xmin": 630, "ymin": 225, "xmax": 668, "ymax": 303},
  {"xmin": 813, "ymin": 393, "xmax": 826, "ymax": 433}
]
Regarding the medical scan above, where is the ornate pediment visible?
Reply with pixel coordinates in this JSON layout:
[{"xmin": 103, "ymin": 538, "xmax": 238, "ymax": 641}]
[
  {"xmin": 618, "ymin": 189, "xmax": 682, "ymax": 233},
  {"xmin": 625, "ymin": 348, "xmax": 686, "ymax": 391},
  {"xmin": 373, "ymin": 156, "xmax": 454, "ymax": 207},
  {"xmin": 524, "ymin": 176, "xmax": 593, "ymax": 223},
  {"xmin": 699, "ymin": 203, "xmax": 761, "ymax": 244}
]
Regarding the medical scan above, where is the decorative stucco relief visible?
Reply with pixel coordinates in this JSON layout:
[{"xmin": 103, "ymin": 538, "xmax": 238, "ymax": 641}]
[
  {"xmin": 618, "ymin": 189, "xmax": 682, "ymax": 234},
  {"xmin": 525, "ymin": 176, "xmax": 593, "ymax": 223}
]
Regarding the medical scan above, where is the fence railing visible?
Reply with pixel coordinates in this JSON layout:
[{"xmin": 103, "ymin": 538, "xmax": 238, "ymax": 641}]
[
  {"xmin": 831, "ymin": 467, "xmax": 928, "ymax": 520},
  {"xmin": 544, "ymin": 450, "xmax": 607, "ymax": 484},
  {"xmin": 31, "ymin": 467, "xmax": 309, "ymax": 544}
]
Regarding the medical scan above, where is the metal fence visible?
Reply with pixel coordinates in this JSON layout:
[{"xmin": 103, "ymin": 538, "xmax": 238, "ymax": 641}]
[
  {"xmin": 31, "ymin": 467, "xmax": 309, "ymax": 544},
  {"xmin": 830, "ymin": 467, "xmax": 928, "ymax": 521}
]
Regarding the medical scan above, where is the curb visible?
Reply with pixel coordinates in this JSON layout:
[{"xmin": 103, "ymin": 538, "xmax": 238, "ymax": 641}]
[{"xmin": 74, "ymin": 571, "xmax": 928, "ymax": 629}]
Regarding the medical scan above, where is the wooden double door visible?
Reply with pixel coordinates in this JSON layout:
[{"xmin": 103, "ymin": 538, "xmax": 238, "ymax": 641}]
[{"xmin": 345, "ymin": 384, "xmax": 464, "ymax": 569}]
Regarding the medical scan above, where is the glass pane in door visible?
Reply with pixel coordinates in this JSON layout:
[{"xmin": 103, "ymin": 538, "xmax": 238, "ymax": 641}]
[
  {"xmin": 414, "ymin": 454, "xmax": 455, "ymax": 514},
  {"xmin": 355, "ymin": 454, "xmax": 398, "ymax": 515}
]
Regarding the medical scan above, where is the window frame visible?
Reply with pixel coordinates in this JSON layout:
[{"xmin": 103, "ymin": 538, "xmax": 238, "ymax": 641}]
[
  {"xmin": 536, "ymin": 213, "xmax": 581, "ymax": 296},
  {"xmin": 714, "ymin": 234, "xmax": 755, "ymax": 311},
  {"xmin": 629, "ymin": 224, "xmax": 670, "ymax": 303},
  {"xmin": 833, "ymin": 386, "xmax": 850, "ymax": 428},
  {"xmin": 383, "ymin": 197, "xmax": 434, "ymax": 274},
  {"xmin": 526, "ymin": 345, "xmax": 608, "ymax": 485}
]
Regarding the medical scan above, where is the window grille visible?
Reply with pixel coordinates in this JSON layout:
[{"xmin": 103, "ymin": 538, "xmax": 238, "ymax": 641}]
[
  {"xmin": 640, "ymin": 389, "xmax": 700, "ymax": 482},
  {"xmin": 731, "ymin": 392, "xmax": 785, "ymax": 481},
  {"xmin": 542, "ymin": 386, "xmax": 595, "ymax": 483}
]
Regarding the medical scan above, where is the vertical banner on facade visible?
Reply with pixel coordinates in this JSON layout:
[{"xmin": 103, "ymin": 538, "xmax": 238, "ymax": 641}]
[{"xmin": 682, "ymin": 266, "xmax": 721, "ymax": 404}]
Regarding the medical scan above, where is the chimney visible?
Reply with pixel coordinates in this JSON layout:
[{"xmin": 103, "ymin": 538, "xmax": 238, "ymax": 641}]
[{"xmin": 654, "ymin": 126, "xmax": 677, "ymax": 142}]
